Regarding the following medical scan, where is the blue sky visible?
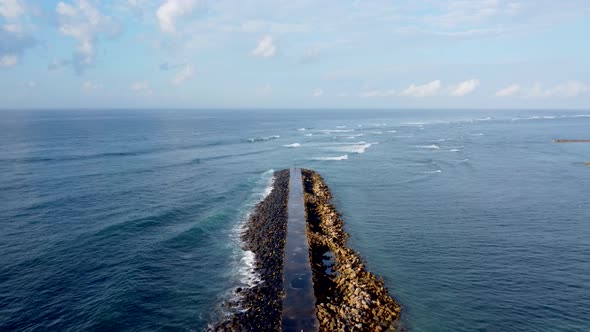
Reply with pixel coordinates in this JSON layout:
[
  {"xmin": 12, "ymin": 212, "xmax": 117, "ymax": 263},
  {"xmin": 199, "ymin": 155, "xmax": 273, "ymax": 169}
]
[{"xmin": 1, "ymin": 0, "xmax": 589, "ymax": 109}]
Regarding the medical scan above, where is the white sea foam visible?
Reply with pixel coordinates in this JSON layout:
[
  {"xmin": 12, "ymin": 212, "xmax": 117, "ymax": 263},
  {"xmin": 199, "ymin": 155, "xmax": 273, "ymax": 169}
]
[
  {"xmin": 336, "ymin": 125, "xmax": 347, "ymax": 129},
  {"xmin": 304, "ymin": 133, "xmax": 313, "ymax": 137},
  {"xmin": 404, "ymin": 121, "xmax": 429, "ymax": 126},
  {"xmin": 335, "ymin": 142, "xmax": 373, "ymax": 154},
  {"xmin": 314, "ymin": 155, "xmax": 349, "ymax": 161},
  {"xmin": 283, "ymin": 143, "xmax": 301, "ymax": 148},
  {"xmin": 417, "ymin": 144, "xmax": 440, "ymax": 150},
  {"xmin": 229, "ymin": 169, "xmax": 275, "ymax": 297},
  {"xmin": 471, "ymin": 133, "xmax": 484, "ymax": 136},
  {"xmin": 423, "ymin": 170, "xmax": 442, "ymax": 174},
  {"xmin": 512, "ymin": 114, "xmax": 590, "ymax": 121},
  {"xmin": 318, "ymin": 129, "xmax": 354, "ymax": 133},
  {"xmin": 247, "ymin": 135, "xmax": 280, "ymax": 143},
  {"xmin": 238, "ymin": 250, "xmax": 260, "ymax": 287},
  {"xmin": 297, "ymin": 128, "xmax": 306, "ymax": 131},
  {"xmin": 449, "ymin": 149, "xmax": 461, "ymax": 152},
  {"xmin": 387, "ymin": 130, "xmax": 397, "ymax": 133}
]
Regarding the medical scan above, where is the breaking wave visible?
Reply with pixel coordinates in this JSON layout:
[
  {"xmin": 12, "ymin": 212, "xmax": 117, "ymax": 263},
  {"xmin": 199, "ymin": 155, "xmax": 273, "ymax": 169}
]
[
  {"xmin": 247, "ymin": 135, "xmax": 280, "ymax": 143},
  {"xmin": 334, "ymin": 142, "xmax": 374, "ymax": 154},
  {"xmin": 313, "ymin": 155, "xmax": 349, "ymax": 161},
  {"xmin": 417, "ymin": 144, "xmax": 440, "ymax": 150}
]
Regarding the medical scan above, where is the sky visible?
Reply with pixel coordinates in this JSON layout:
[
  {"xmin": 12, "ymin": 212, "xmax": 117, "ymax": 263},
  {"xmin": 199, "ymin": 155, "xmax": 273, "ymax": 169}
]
[{"xmin": 1, "ymin": 0, "xmax": 589, "ymax": 109}]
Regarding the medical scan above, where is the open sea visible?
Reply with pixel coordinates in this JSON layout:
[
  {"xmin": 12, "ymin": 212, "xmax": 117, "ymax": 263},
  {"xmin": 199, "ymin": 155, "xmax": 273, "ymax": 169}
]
[{"xmin": 1, "ymin": 109, "xmax": 589, "ymax": 332}]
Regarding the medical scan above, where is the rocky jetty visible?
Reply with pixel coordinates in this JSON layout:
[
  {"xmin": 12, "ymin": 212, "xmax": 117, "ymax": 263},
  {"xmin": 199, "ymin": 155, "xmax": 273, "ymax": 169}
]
[
  {"xmin": 210, "ymin": 169, "xmax": 290, "ymax": 332},
  {"xmin": 301, "ymin": 169, "xmax": 401, "ymax": 332},
  {"xmin": 554, "ymin": 139, "xmax": 590, "ymax": 143}
]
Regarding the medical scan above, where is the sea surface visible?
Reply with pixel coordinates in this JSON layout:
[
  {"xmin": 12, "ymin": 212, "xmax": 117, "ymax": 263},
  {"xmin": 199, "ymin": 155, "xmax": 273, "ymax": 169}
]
[{"xmin": 1, "ymin": 109, "xmax": 589, "ymax": 332}]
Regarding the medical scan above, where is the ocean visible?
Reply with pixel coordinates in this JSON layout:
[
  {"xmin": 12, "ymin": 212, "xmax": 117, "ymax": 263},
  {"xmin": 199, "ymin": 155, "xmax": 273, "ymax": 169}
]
[{"xmin": 1, "ymin": 109, "xmax": 589, "ymax": 331}]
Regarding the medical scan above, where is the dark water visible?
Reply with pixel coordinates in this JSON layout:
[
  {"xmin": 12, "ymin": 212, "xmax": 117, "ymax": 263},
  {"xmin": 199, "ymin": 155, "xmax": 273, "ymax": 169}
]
[{"xmin": 1, "ymin": 109, "xmax": 589, "ymax": 331}]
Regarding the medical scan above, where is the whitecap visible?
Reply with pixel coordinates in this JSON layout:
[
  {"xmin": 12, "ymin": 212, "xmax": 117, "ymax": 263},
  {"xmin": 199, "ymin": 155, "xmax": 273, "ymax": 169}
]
[
  {"xmin": 247, "ymin": 135, "xmax": 280, "ymax": 143},
  {"xmin": 449, "ymin": 149, "xmax": 461, "ymax": 152},
  {"xmin": 403, "ymin": 121, "xmax": 429, "ymax": 126},
  {"xmin": 230, "ymin": 170, "xmax": 274, "ymax": 289},
  {"xmin": 417, "ymin": 144, "xmax": 440, "ymax": 150},
  {"xmin": 238, "ymin": 250, "xmax": 261, "ymax": 287},
  {"xmin": 314, "ymin": 155, "xmax": 349, "ymax": 161},
  {"xmin": 334, "ymin": 142, "xmax": 373, "ymax": 154},
  {"xmin": 318, "ymin": 129, "xmax": 354, "ymax": 133},
  {"xmin": 387, "ymin": 130, "xmax": 397, "ymax": 133},
  {"xmin": 336, "ymin": 125, "xmax": 347, "ymax": 129},
  {"xmin": 304, "ymin": 133, "xmax": 313, "ymax": 137},
  {"xmin": 423, "ymin": 170, "xmax": 442, "ymax": 174},
  {"xmin": 297, "ymin": 128, "xmax": 307, "ymax": 131},
  {"xmin": 283, "ymin": 143, "xmax": 301, "ymax": 148}
]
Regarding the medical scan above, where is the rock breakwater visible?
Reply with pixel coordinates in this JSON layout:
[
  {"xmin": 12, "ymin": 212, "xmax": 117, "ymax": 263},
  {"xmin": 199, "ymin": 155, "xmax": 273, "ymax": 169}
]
[
  {"xmin": 302, "ymin": 169, "xmax": 401, "ymax": 332},
  {"xmin": 211, "ymin": 169, "xmax": 290, "ymax": 331},
  {"xmin": 554, "ymin": 139, "xmax": 590, "ymax": 143}
]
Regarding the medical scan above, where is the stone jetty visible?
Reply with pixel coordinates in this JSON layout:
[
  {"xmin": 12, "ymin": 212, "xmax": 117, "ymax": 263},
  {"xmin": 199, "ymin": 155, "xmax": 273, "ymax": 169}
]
[
  {"xmin": 302, "ymin": 169, "xmax": 401, "ymax": 332},
  {"xmin": 282, "ymin": 168, "xmax": 319, "ymax": 331},
  {"xmin": 554, "ymin": 139, "xmax": 590, "ymax": 143},
  {"xmin": 210, "ymin": 169, "xmax": 401, "ymax": 331},
  {"xmin": 211, "ymin": 169, "xmax": 290, "ymax": 331}
]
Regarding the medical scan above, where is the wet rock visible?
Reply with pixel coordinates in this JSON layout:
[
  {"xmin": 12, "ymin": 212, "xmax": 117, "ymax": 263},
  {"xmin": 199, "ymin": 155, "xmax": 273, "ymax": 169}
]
[
  {"xmin": 302, "ymin": 169, "xmax": 402, "ymax": 332},
  {"xmin": 209, "ymin": 170, "xmax": 290, "ymax": 332}
]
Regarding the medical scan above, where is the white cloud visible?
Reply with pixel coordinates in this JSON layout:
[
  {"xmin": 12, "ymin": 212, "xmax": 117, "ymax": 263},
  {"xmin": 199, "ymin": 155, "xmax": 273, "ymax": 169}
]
[
  {"xmin": 312, "ymin": 88, "xmax": 324, "ymax": 97},
  {"xmin": 0, "ymin": 54, "xmax": 18, "ymax": 67},
  {"xmin": 3, "ymin": 23, "xmax": 22, "ymax": 33},
  {"xmin": 495, "ymin": 84, "xmax": 520, "ymax": 97},
  {"xmin": 56, "ymin": 0, "xmax": 119, "ymax": 71},
  {"xmin": 130, "ymin": 81, "xmax": 152, "ymax": 94},
  {"xmin": 156, "ymin": 0, "xmax": 199, "ymax": 33},
  {"xmin": 544, "ymin": 81, "xmax": 589, "ymax": 98},
  {"xmin": 252, "ymin": 35, "xmax": 276, "ymax": 58},
  {"xmin": 400, "ymin": 80, "xmax": 441, "ymax": 97},
  {"xmin": 300, "ymin": 40, "xmax": 352, "ymax": 63},
  {"xmin": 526, "ymin": 81, "xmax": 589, "ymax": 98},
  {"xmin": 359, "ymin": 89, "xmax": 396, "ymax": 98},
  {"xmin": 256, "ymin": 84, "xmax": 272, "ymax": 96},
  {"xmin": 170, "ymin": 64, "xmax": 194, "ymax": 85},
  {"xmin": 0, "ymin": 0, "xmax": 24, "ymax": 19},
  {"xmin": 18, "ymin": 80, "xmax": 36, "ymax": 88},
  {"xmin": 227, "ymin": 20, "xmax": 309, "ymax": 34},
  {"xmin": 448, "ymin": 79, "xmax": 480, "ymax": 96},
  {"xmin": 495, "ymin": 81, "xmax": 589, "ymax": 98},
  {"xmin": 82, "ymin": 80, "xmax": 102, "ymax": 91}
]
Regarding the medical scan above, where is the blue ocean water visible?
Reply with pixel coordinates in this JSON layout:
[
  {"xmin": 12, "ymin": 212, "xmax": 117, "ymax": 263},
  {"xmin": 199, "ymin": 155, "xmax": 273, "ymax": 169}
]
[{"xmin": 1, "ymin": 109, "xmax": 589, "ymax": 332}]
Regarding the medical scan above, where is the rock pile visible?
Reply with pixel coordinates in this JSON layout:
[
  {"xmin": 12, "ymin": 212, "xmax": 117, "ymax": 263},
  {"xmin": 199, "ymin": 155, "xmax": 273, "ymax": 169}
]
[
  {"xmin": 301, "ymin": 169, "xmax": 401, "ymax": 332},
  {"xmin": 210, "ymin": 169, "xmax": 290, "ymax": 332}
]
